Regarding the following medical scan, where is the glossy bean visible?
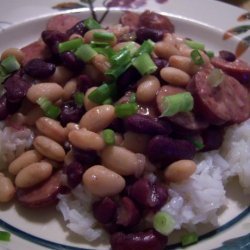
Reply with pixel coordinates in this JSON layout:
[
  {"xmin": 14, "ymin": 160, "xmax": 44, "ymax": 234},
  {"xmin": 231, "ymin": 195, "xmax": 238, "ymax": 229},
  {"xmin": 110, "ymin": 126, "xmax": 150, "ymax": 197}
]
[
  {"xmin": 26, "ymin": 83, "xmax": 63, "ymax": 103},
  {"xmin": 36, "ymin": 117, "xmax": 66, "ymax": 143},
  {"xmin": 136, "ymin": 75, "xmax": 160, "ymax": 103},
  {"xmin": 84, "ymin": 87, "xmax": 98, "ymax": 111},
  {"xmin": 48, "ymin": 66, "xmax": 73, "ymax": 85},
  {"xmin": 164, "ymin": 160, "xmax": 197, "ymax": 182},
  {"xmin": 15, "ymin": 162, "xmax": 53, "ymax": 188},
  {"xmin": 154, "ymin": 41, "xmax": 180, "ymax": 59},
  {"xmin": 0, "ymin": 174, "xmax": 15, "ymax": 202},
  {"xmin": 160, "ymin": 67, "xmax": 191, "ymax": 86},
  {"xmin": 33, "ymin": 136, "xmax": 66, "ymax": 161},
  {"xmin": 91, "ymin": 54, "xmax": 111, "ymax": 73},
  {"xmin": 82, "ymin": 165, "xmax": 125, "ymax": 197},
  {"xmin": 9, "ymin": 150, "xmax": 43, "ymax": 175},
  {"xmin": 63, "ymin": 78, "xmax": 77, "ymax": 100},
  {"xmin": 68, "ymin": 129, "xmax": 105, "ymax": 151},
  {"xmin": 79, "ymin": 105, "xmax": 115, "ymax": 132},
  {"xmin": 101, "ymin": 146, "xmax": 145, "ymax": 176},
  {"xmin": 65, "ymin": 122, "xmax": 80, "ymax": 136}
]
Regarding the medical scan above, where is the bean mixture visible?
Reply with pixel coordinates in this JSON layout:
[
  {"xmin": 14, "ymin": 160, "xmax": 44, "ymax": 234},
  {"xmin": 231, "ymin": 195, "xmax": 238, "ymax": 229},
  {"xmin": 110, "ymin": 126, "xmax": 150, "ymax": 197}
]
[{"xmin": 0, "ymin": 10, "xmax": 250, "ymax": 250}]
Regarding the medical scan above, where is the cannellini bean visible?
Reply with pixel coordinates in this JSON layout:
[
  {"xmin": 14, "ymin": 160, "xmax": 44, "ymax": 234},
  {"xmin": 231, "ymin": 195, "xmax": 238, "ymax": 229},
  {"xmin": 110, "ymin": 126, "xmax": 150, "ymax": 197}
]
[
  {"xmin": 164, "ymin": 160, "xmax": 196, "ymax": 183},
  {"xmin": 79, "ymin": 105, "xmax": 116, "ymax": 132},
  {"xmin": 26, "ymin": 83, "xmax": 63, "ymax": 103},
  {"xmin": 48, "ymin": 66, "xmax": 73, "ymax": 85},
  {"xmin": 1, "ymin": 47, "xmax": 24, "ymax": 64},
  {"xmin": 0, "ymin": 174, "xmax": 15, "ymax": 202},
  {"xmin": 33, "ymin": 136, "xmax": 66, "ymax": 161},
  {"xmin": 15, "ymin": 162, "xmax": 53, "ymax": 188},
  {"xmin": 101, "ymin": 146, "xmax": 145, "ymax": 176},
  {"xmin": 68, "ymin": 129, "xmax": 105, "ymax": 151},
  {"xmin": 154, "ymin": 41, "xmax": 180, "ymax": 59},
  {"xmin": 63, "ymin": 78, "xmax": 77, "ymax": 100},
  {"xmin": 136, "ymin": 75, "xmax": 161, "ymax": 103},
  {"xmin": 169, "ymin": 55, "xmax": 200, "ymax": 75},
  {"xmin": 160, "ymin": 67, "xmax": 191, "ymax": 86},
  {"xmin": 82, "ymin": 165, "xmax": 125, "ymax": 197},
  {"xmin": 36, "ymin": 117, "xmax": 66, "ymax": 143},
  {"xmin": 83, "ymin": 64, "xmax": 105, "ymax": 85},
  {"xmin": 24, "ymin": 107, "xmax": 44, "ymax": 126},
  {"xmin": 91, "ymin": 54, "xmax": 111, "ymax": 73},
  {"xmin": 65, "ymin": 122, "xmax": 80, "ymax": 136},
  {"xmin": 84, "ymin": 87, "xmax": 98, "ymax": 111},
  {"xmin": 9, "ymin": 150, "xmax": 43, "ymax": 175}
]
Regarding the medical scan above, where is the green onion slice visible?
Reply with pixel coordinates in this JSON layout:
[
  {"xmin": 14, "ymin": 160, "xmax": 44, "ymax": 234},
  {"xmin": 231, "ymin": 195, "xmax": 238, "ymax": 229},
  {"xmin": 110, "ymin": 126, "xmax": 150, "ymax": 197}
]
[
  {"xmin": 1, "ymin": 55, "xmax": 20, "ymax": 73},
  {"xmin": 153, "ymin": 211, "xmax": 176, "ymax": 236},
  {"xmin": 161, "ymin": 92, "xmax": 194, "ymax": 117},
  {"xmin": 191, "ymin": 136, "xmax": 204, "ymax": 150},
  {"xmin": 207, "ymin": 68, "xmax": 225, "ymax": 87},
  {"xmin": 129, "ymin": 92, "xmax": 136, "ymax": 103},
  {"xmin": 0, "ymin": 231, "xmax": 11, "ymax": 242},
  {"xmin": 190, "ymin": 49, "xmax": 204, "ymax": 65},
  {"xmin": 135, "ymin": 39, "xmax": 155, "ymax": 56},
  {"xmin": 115, "ymin": 103, "xmax": 138, "ymax": 118},
  {"xmin": 88, "ymin": 83, "xmax": 112, "ymax": 104},
  {"xmin": 84, "ymin": 17, "xmax": 102, "ymax": 30},
  {"xmin": 102, "ymin": 129, "xmax": 116, "ymax": 145},
  {"xmin": 106, "ymin": 63, "xmax": 131, "ymax": 79},
  {"xmin": 110, "ymin": 48, "xmax": 131, "ymax": 66},
  {"xmin": 132, "ymin": 53, "xmax": 157, "ymax": 75},
  {"xmin": 74, "ymin": 92, "xmax": 84, "ymax": 107},
  {"xmin": 102, "ymin": 98, "xmax": 113, "ymax": 105},
  {"xmin": 205, "ymin": 50, "xmax": 214, "ymax": 58},
  {"xmin": 58, "ymin": 38, "xmax": 83, "ymax": 53},
  {"xmin": 75, "ymin": 44, "xmax": 97, "ymax": 62},
  {"xmin": 93, "ymin": 31, "xmax": 115, "ymax": 43},
  {"xmin": 181, "ymin": 232, "xmax": 199, "ymax": 246},
  {"xmin": 36, "ymin": 97, "xmax": 61, "ymax": 119},
  {"xmin": 185, "ymin": 39, "xmax": 205, "ymax": 50}
]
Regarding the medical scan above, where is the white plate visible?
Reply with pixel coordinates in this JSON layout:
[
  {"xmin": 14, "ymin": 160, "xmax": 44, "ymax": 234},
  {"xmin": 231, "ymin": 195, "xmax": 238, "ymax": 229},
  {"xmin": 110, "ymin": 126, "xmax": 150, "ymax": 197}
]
[{"xmin": 0, "ymin": 1, "xmax": 250, "ymax": 250}]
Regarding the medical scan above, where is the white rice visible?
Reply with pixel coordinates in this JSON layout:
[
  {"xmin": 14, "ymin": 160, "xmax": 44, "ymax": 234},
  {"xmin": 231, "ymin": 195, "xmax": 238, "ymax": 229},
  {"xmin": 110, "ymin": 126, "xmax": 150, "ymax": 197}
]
[
  {"xmin": 0, "ymin": 122, "xmax": 34, "ymax": 170},
  {"xmin": 58, "ymin": 119, "xmax": 250, "ymax": 240}
]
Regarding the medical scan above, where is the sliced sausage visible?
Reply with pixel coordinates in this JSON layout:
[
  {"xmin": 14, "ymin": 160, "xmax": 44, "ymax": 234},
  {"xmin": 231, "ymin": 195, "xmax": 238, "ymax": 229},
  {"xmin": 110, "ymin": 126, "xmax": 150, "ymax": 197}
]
[
  {"xmin": 188, "ymin": 67, "xmax": 250, "ymax": 124},
  {"xmin": 156, "ymin": 85, "xmax": 208, "ymax": 133},
  {"xmin": 46, "ymin": 14, "xmax": 81, "ymax": 33},
  {"xmin": 16, "ymin": 171, "xmax": 63, "ymax": 208},
  {"xmin": 211, "ymin": 57, "xmax": 250, "ymax": 85},
  {"xmin": 119, "ymin": 11, "xmax": 140, "ymax": 31},
  {"xmin": 21, "ymin": 40, "xmax": 50, "ymax": 65}
]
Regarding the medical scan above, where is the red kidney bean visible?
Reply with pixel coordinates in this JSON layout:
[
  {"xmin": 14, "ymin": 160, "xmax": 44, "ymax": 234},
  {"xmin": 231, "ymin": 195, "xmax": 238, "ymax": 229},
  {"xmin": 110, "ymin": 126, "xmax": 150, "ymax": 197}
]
[
  {"xmin": 24, "ymin": 58, "xmax": 56, "ymax": 79},
  {"xmin": 136, "ymin": 27, "xmax": 164, "ymax": 43},
  {"xmin": 108, "ymin": 118, "xmax": 126, "ymax": 134},
  {"xmin": 0, "ymin": 94, "xmax": 9, "ymax": 120},
  {"xmin": 201, "ymin": 126, "xmax": 224, "ymax": 152},
  {"xmin": 110, "ymin": 229, "xmax": 168, "ymax": 250},
  {"xmin": 124, "ymin": 114, "xmax": 172, "ymax": 135},
  {"xmin": 72, "ymin": 147, "xmax": 100, "ymax": 167},
  {"xmin": 128, "ymin": 178, "xmax": 168, "ymax": 210},
  {"xmin": 66, "ymin": 20, "xmax": 88, "ymax": 37},
  {"xmin": 65, "ymin": 161, "xmax": 86, "ymax": 188},
  {"xmin": 153, "ymin": 57, "xmax": 168, "ymax": 77},
  {"xmin": 146, "ymin": 135, "xmax": 196, "ymax": 165},
  {"xmin": 16, "ymin": 171, "xmax": 63, "ymax": 208},
  {"xmin": 60, "ymin": 100, "xmax": 85, "ymax": 126},
  {"xmin": 41, "ymin": 30, "xmax": 68, "ymax": 54},
  {"xmin": 60, "ymin": 52, "xmax": 85, "ymax": 73},
  {"xmin": 93, "ymin": 197, "xmax": 117, "ymax": 224},
  {"xmin": 116, "ymin": 197, "xmax": 141, "ymax": 228},
  {"xmin": 77, "ymin": 74, "xmax": 95, "ymax": 94},
  {"xmin": 4, "ymin": 73, "xmax": 31, "ymax": 103},
  {"xmin": 219, "ymin": 50, "xmax": 236, "ymax": 62}
]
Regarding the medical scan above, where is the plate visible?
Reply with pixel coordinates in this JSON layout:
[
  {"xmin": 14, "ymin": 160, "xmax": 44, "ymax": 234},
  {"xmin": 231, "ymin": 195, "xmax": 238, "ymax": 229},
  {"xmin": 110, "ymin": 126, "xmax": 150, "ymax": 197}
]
[{"xmin": 0, "ymin": 1, "xmax": 250, "ymax": 250}]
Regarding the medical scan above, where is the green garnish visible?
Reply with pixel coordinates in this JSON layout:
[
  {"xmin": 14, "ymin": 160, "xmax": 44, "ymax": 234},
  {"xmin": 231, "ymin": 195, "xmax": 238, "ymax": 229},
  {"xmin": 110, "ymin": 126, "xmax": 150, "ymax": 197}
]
[
  {"xmin": 132, "ymin": 53, "xmax": 157, "ymax": 75},
  {"xmin": 58, "ymin": 38, "xmax": 83, "ymax": 53},
  {"xmin": 153, "ymin": 212, "xmax": 176, "ymax": 236},
  {"xmin": 135, "ymin": 39, "xmax": 155, "ymax": 56},
  {"xmin": 161, "ymin": 92, "xmax": 194, "ymax": 117},
  {"xmin": 88, "ymin": 83, "xmax": 115, "ymax": 104},
  {"xmin": 181, "ymin": 232, "xmax": 199, "ymax": 246},
  {"xmin": 75, "ymin": 44, "xmax": 97, "ymax": 62},
  {"xmin": 185, "ymin": 39, "xmax": 205, "ymax": 50},
  {"xmin": 190, "ymin": 49, "xmax": 204, "ymax": 65},
  {"xmin": 74, "ymin": 92, "xmax": 84, "ymax": 107},
  {"xmin": 93, "ymin": 31, "xmax": 115, "ymax": 43},
  {"xmin": 115, "ymin": 103, "xmax": 138, "ymax": 118},
  {"xmin": 36, "ymin": 97, "xmax": 61, "ymax": 119},
  {"xmin": 205, "ymin": 50, "xmax": 214, "ymax": 58},
  {"xmin": 84, "ymin": 17, "xmax": 102, "ymax": 30},
  {"xmin": 0, "ymin": 231, "xmax": 11, "ymax": 242},
  {"xmin": 1, "ymin": 55, "xmax": 20, "ymax": 73},
  {"xmin": 102, "ymin": 129, "xmax": 116, "ymax": 145}
]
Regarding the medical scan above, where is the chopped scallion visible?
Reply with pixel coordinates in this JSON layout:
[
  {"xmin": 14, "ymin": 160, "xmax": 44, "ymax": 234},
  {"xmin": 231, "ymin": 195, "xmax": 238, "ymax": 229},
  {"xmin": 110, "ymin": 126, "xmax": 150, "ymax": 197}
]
[
  {"xmin": 0, "ymin": 231, "xmax": 11, "ymax": 242},
  {"xmin": 1, "ymin": 55, "xmax": 20, "ymax": 73},
  {"xmin": 153, "ymin": 211, "xmax": 175, "ymax": 236},
  {"xmin": 115, "ymin": 103, "xmax": 138, "ymax": 118},
  {"xmin": 185, "ymin": 39, "xmax": 205, "ymax": 50},
  {"xmin": 207, "ymin": 68, "xmax": 225, "ymax": 87},
  {"xmin": 161, "ymin": 92, "xmax": 194, "ymax": 117},
  {"xmin": 135, "ymin": 39, "xmax": 155, "ymax": 56},
  {"xmin": 58, "ymin": 38, "xmax": 83, "ymax": 53},
  {"xmin": 132, "ymin": 53, "xmax": 157, "ymax": 75},
  {"xmin": 102, "ymin": 129, "xmax": 115, "ymax": 145},
  {"xmin": 84, "ymin": 17, "xmax": 102, "ymax": 30},
  {"xmin": 93, "ymin": 31, "xmax": 115, "ymax": 43},
  {"xmin": 205, "ymin": 50, "xmax": 214, "ymax": 58},
  {"xmin": 106, "ymin": 63, "xmax": 131, "ymax": 79},
  {"xmin": 88, "ymin": 83, "xmax": 112, "ymax": 104},
  {"xmin": 181, "ymin": 232, "xmax": 199, "ymax": 246},
  {"xmin": 110, "ymin": 48, "xmax": 131, "ymax": 66},
  {"xmin": 102, "ymin": 98, "xmax": 113, "ymax": 105},
  {"xmin": 36, "ymin": 97, "xmax": 61, "ymax": 119},
  {"xmin": 191, "ymin": 136, "xmax": 204, "ymax": 150},
  {"xmin": 74, "ymin": 92, "xmax": 84, "ymax": 107},
  {"xmin": 129, "ymin": 92, "xmax": 136, "ymax": 103},
  {"xmin": 75, "ymin": 44, "xmax": 97, "ymax": 62},
  {"xmin": 190, "ymin": 49, "xmax": 204, "ymax": 65}
]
